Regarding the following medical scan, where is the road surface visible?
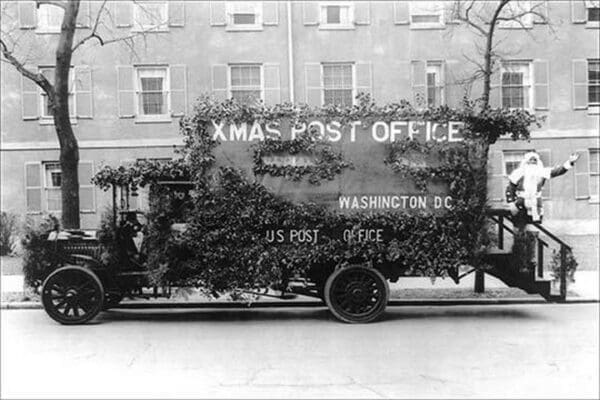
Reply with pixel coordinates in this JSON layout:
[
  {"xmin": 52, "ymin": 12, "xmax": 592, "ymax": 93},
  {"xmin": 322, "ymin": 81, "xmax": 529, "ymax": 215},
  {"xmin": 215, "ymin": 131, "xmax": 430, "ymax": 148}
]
[{"xmin": 1, "ymin": 304, "xmax": 598, "ymax": 399}]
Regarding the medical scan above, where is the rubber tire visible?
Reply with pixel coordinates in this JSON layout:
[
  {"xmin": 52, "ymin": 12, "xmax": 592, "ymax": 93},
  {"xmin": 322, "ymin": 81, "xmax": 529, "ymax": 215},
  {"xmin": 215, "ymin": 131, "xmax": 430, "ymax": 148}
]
[
  {"xmin": 324, "ymin": 265, "xmax": 389, "ymax": 324},
  {"xmin": 41, "ymin": 266, "xmax": 104, "ymax": 325}
]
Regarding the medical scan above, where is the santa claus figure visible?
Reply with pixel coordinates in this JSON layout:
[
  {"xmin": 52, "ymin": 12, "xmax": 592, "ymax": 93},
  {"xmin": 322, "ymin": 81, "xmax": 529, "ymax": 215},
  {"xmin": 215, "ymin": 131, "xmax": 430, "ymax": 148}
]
[{"xmin": 505, "ymin": 151, "xmax": 580, "ymax": 224}]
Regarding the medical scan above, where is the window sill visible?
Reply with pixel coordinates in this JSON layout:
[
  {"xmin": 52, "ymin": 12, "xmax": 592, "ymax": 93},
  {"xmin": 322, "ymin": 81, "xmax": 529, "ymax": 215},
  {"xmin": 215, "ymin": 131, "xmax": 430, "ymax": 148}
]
[
  {"xmin": 39, "ymin": 118, "xmax": 78, "ymax": 126},
  {"xmin": 589, "ymin": 196, "xmax": 599, "ymax": 204},
  {"xmin": 588, "ymin": 105, "xmax": 600, "ymax": 115},
  {"xmin": 134, "ymin": 116, "xmax": 172, "ymax": 124},
  {"xmin": 319, "ymin": 24, "xmax": 355, "ymax": 30},
  {"xmin": 35, "ymin": 28, "xmax": 61, "ymax": 34},
  {"xmin": 498, "ymin": 25, "xmax": 533, "ymax": 30},
  {"xmin": 409, "ymin": 23, "xmax": 445, "ymax": 30},
  {"xmin": 225, "ymin": 25, "xmax": 264, "ymax": 32},
  {"xmin": 131, "ymin": 26, "xmax": 170, "ymax": 33},
  {"xmin": 585, "ymin": 22, "xmax": 600, "ymax": 28}
]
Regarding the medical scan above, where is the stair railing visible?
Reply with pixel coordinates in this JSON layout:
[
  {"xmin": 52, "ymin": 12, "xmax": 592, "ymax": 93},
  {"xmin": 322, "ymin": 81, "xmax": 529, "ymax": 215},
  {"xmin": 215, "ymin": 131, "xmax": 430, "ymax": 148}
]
[{"xmin": 487, "ymin": 208, "xmax": 572, "ymax": 301}]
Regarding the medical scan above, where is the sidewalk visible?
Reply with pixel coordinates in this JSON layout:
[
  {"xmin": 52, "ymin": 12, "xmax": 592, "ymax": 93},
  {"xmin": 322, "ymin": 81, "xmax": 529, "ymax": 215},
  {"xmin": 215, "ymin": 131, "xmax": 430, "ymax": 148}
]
[{"xmin": 2, "ymin": 268, "xmax": 598, "ymax": 309}]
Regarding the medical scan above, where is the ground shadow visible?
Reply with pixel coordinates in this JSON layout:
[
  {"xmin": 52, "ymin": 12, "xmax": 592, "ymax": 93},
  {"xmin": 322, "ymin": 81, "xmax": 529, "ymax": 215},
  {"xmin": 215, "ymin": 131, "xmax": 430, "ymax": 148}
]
[{"xmin": 98, "ymin": 304, "xmax": 545, "ymax": 324}]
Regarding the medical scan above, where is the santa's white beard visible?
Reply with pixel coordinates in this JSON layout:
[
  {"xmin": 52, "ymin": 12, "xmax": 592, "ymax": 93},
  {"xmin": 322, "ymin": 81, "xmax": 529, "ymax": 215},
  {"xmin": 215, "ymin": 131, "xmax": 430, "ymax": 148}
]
[{"xmin": 522, "ymin": 165, "xmax": 544, "ymax": 197}]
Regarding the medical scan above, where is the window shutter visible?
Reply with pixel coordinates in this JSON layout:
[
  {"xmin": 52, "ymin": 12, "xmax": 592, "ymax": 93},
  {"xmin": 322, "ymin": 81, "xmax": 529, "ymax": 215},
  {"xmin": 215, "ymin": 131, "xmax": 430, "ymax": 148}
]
[
  {"xmin": 211, "ymin": 64, "xmax": 228, "ymax": 100},
  {"xmin": 354, "ymin": 2, "xmax": 370, "ymax": 25},
  {"xmin": 488, "ymin": 151, "xmax": 505, "ymax": 202},
  {"xmin": 574, "ymin": 149, "xmax": 590, "ymax": 199},
  {"xmin": 263, "ymin": 2, "xmax": 279, "ymax": 25},
  {"xmin": 533, "ymin": 1, "xmax": 548, "ymax": 24},
  {"xmin": 304, "ymin": 63, "xmax": 322, "ymax": 106},
  {"xmin": 170, "ymin": 64, "xmax": 187, "ymax": 116},
  {"xmin": 396, "ymin": 61, "xmax": 411, "ymax": 102},
  {"xmin": 263, "ymin": 63, "xmax": 281, "ymax": 105},
  {"xmin": 572, "ymin": 59, "xmax": 588, "ymax": 110},
  {"xmin": 117, "ymin": 65, "xmax": 135, "ymax": 118},
  {"xmin": 76, "ymin": 1, "xmax": 91, "ymax": 28},
  {"xmin": 74, "ymin": 65, "xmax": 93, "ymax": 118},
  {"xmin": 115, "ymin": 1, "xmax": 132, "ymax": 27},
  {"xmin": 533, "ymin": 60, "xmax": 550, "ymax": 111},
  {"xmin": 411, "ymin": 60, "xmax": 426, "ymax": 108},
  {"xmin": 79, "ymin": 161, "xmax": 95, "ymax": 212},
  {"xmin": 303, "ymin": 2, "xmax": 319, "ymax": 25},
  {"xmin": 571, "ymin": 0, "xmax": 587, "ymax": 23},
  {"xmin": 393, "ymin": 2, "xmax": 410, "ymax": 24},
  {"xmin": 21, "ymin": 74, "xmax": 39, "ymax": 120},
  {"xmin": 355, "ymin": 62, "xmax": 372, "ymax": 99},
  {"xmin": 489, "ymin": 65, "xmax": 502, "ymax": 108},
  {"xmin": 18, "ymin": 1, "xmax": 36, "ymax": 29},
  {"xmin": 445, "ymin": 60, "xmax": 464, "ymax": 108},
  {"xmin": 25, "ymin": 162, "xmax": 42, "ymax": 213},
  {"xmin": 210, "ymin": 1, "xmax": 226, "ymax": 26},
  {"xmin": 168, "ymin": 1, "xmax": 185, "ymax": 27},
  {"xmin": 538, "ymin": 149, "xmax": 551, "ymax": 199}
]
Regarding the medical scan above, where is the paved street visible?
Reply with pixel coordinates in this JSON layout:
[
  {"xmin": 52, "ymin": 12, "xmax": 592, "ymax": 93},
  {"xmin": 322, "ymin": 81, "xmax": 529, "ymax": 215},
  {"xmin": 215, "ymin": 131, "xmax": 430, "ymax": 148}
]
[{"xmin": 1, "ymin": 304, "xmax": 598, "ymax": 399}]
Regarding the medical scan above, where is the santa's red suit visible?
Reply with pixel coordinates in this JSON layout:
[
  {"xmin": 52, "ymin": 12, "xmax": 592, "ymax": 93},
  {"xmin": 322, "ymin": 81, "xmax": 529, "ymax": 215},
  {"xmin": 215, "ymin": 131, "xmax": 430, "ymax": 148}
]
[{"xmin": 505, "ymin": 152, "xmax": 574, "ymax": 223}]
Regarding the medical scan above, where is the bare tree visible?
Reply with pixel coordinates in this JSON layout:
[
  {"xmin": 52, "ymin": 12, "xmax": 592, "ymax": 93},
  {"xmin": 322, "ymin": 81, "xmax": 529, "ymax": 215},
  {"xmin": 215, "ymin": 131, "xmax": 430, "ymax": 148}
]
[
  {"xmin": 1, "ymin": 0, "xmax": 165, "ymax": 228},
  {"xmin": 449, "ymin": 0, "xmax": 552, "ymax": 107}
]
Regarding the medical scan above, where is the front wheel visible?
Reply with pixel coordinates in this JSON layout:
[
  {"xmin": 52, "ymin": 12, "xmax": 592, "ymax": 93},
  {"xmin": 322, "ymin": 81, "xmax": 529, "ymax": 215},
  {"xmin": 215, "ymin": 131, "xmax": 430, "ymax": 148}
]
[
  {"xmin": 41, "ymin": 266, "xmax": 104, "ymax": 325},
  {"xmin": 324, "ymin": 265, "xmax": 389, "ymax": 323}
]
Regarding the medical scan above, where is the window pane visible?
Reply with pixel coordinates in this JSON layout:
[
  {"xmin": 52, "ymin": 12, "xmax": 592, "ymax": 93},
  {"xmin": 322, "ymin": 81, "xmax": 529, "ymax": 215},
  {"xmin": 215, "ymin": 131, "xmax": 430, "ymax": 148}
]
[
  {"xmin": 590, "ymin": 150, "xmax": 600, "ymax": 174},
  {"xmin": 231, "ymin": 90, "xmax": 261, "ymax": 103},
  {"xmin": 326, "ymin": 6, "xmax": 341, "ymax": 23},
  {"xmin": 141, "ymin": 92, "xmax": 165, "ymax": 115},
  {"xmin": 141, "ymin": 77, "xmax": 163, "ymax": 91},
  {"xmin": 412, "ymin": 15, "xmax": 440, "ymax": 23},
  {"xmin": 47, "ymin": 188, "xmax": 61, "ymax": 212},
  {"xmin": 233, "ymin": 13, "xmax": 256, "ymax": 24},
  {"xmin": 588, "ymin": 7, "xmax": 600, "ymax": 22}
]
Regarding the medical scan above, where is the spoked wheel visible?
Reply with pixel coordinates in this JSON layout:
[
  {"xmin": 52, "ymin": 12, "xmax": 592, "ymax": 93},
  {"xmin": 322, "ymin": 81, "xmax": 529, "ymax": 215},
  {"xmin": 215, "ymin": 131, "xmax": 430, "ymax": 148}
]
[
  {"xmin": 41, "ymin": 266, "xmax": 104, "ymax": 325},
  {"xmin": 324, "ymin": 265, "xmax": 389, "ymax": 323}
]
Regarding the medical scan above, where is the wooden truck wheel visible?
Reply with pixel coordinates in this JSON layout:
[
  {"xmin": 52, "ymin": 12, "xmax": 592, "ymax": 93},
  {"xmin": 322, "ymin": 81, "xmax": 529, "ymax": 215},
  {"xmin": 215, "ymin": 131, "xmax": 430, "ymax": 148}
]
[
  {"xmin": 324, "ymin": 265, "xmax": 389, "ymax": 323},
  {"xmin": 41, "ymin": 266, "xmax": 104, "ymax": 325}
]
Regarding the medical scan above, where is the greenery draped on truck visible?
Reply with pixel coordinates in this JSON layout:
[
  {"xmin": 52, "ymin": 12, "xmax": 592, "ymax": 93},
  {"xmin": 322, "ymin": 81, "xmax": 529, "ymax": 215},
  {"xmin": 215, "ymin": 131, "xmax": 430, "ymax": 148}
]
[{"xmin": 91, "ymin": 95, "xmax": 540, "ymax": 295}]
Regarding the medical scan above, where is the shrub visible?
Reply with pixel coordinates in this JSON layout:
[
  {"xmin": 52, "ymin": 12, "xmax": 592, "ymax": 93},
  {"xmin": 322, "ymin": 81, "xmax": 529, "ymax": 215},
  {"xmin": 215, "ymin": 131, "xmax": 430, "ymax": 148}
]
[
  {"xmin": 21, "ymin": 215, "xmax": 61, "ymax": 289},
  {"xmin": 0, "ymin": 211, "xmax": 18, "ymax": 256},
  {"xmin": 549, "ymin": 248, "xmax": 578, "ymax": 283}
]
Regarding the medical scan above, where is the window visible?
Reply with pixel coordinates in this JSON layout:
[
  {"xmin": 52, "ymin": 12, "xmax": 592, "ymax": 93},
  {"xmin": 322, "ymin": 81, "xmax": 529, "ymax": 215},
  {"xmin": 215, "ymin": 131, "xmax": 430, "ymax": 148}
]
[
  {"xmin": 589, "ymin": 60, "xmax": 600, "ymax": 106},
  {"xmin": 44, "ymin": 162, "xmax": 62, "ymax": 212},
  {"xmin": 501, "ymin": 61, "xmax": 532, "ymax": 109},
  {"xmin": 322, "ymin": 63, "xmax": 354, "ymax": 106},
  {"xmin": 37, "ymin": 4, "xmax": 64, "ymax": 33},
  {"xmin": 38, "ymin": 66, "xmax": 75, "ymax": 120},
  {"xmin": 135, "ymin": 67, "xmax": 169, "ymax": 118},
  {"xmin": 410, "ymin": 1, "xmax": 444, "ymax": 28},
  {"xmin": 133, "ymin": 1, "xmax": 168, "ymax": 31},
  {"xmin": 588, "ymin": 1, "xmax": 600, "ymax": 25},
  {"xmin": 503, "ymin": 150, "xmax": 533, "ymax": 176},
  {"xmin": 499, "ymin": 0, "xmax": 533, "ymax": 29},
  {"xmin": 426, "ymin": 62, "xmax": 444, "ymax": 107},
  {"xmin": 229, "ymin": 64, "xmax": 262, "ymax": 104},
  {"xmin": 226, "ymin": 1, "xmax": 262, "ymax": 30},
  {"xmin": 319, "ymin": 1, "xmax": 354, "ymax": 28},
  {"xmin": 590, "ymin": 149, "xmax": 600, "ymax": 199}
]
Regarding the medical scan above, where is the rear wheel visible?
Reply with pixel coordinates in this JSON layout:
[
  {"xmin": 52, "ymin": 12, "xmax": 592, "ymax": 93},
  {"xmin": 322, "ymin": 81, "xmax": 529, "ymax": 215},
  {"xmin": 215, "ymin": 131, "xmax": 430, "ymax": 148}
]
[
  {"xmin": 41, "ymin": 266, "xmax": 104, "ymax": 325},
  {"xmin": 324, "ymin": 265, "xmax": 389, "ymax": 323}
]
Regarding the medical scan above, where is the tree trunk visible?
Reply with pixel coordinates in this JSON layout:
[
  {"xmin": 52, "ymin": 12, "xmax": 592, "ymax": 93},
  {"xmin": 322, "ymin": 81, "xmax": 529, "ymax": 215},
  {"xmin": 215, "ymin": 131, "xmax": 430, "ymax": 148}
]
[
  {"xmin": 481, "ymin": 0, "xmax": 510, "ymax": 108},
  {"xmin": 53, "ymin": 0, "xmax": 80, "ymax": 229}
]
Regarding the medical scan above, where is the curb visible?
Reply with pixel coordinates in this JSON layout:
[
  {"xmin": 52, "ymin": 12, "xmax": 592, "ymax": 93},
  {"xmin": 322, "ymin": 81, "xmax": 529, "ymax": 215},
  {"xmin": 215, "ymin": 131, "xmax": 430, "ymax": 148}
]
[{"xmin": 2, "ymin": 297, "xmax": 598, "ymax": 310}]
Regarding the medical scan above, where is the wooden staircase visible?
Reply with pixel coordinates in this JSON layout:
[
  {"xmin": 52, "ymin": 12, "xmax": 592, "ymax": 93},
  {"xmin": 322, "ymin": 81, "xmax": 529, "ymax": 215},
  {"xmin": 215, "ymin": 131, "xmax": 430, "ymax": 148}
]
[{"xmin": 481, "ymin": 208, "xmax": 572, "ymax": 302}]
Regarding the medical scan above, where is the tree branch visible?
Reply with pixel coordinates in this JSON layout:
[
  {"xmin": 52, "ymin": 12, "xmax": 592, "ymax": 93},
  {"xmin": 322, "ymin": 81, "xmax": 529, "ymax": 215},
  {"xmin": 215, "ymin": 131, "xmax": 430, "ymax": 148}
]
[
  {"xmin": 0, "ymin": 38, "xmax": 54, "ymax": 97},
  {"xmin": 72, "ymin": 0, "xmax": 107, "ymax": 51}
]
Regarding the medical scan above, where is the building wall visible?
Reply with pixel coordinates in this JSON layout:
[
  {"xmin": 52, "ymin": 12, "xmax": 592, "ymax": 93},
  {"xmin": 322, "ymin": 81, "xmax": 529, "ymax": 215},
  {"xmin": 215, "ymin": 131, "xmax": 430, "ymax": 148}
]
[{"xmin": 1, "ymin": 1, "xmax": 599, "ymax": 246}]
